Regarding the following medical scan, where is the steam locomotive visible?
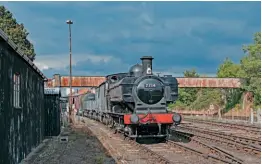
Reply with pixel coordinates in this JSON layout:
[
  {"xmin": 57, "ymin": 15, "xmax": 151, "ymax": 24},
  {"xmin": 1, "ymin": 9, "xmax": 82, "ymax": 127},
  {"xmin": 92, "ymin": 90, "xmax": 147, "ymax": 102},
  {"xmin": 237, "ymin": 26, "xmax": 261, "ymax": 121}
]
[{"xmin": 81, "ymin": 56, "xmax": 182, "ymax": 139}]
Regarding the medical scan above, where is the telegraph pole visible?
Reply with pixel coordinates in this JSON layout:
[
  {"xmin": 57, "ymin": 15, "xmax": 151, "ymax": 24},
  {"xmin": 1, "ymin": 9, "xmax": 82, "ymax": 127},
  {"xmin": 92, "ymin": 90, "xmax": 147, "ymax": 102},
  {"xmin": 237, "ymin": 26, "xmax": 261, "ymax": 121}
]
[{"xmin": 66, "ymin": 19, "xmax": 74, "ymax": 124}]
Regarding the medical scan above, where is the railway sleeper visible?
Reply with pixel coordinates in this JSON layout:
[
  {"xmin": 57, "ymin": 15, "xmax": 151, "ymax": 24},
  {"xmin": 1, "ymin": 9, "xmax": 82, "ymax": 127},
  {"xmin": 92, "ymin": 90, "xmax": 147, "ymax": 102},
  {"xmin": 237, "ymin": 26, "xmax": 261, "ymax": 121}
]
[
  {"xmin": 178, "ymin": 126, "xmax": 261, "ymax": 150},
  {"xmin": 126, "ymin": 138, "xmax": 173, "ymax": 164},
  {"xmin": 184, "ymin": 119, "xmax": 260, "ymax": 135},
  {"xmin": 166, "ymin": 140, "xmax": 236, "ymax": 164},
  {"xmin": 174, "ymin": 132, "xmax": 244, "ymax": 164},
  {"xmin": 190, "ymin": 133, "xmax": 261, "ymax": 157}
]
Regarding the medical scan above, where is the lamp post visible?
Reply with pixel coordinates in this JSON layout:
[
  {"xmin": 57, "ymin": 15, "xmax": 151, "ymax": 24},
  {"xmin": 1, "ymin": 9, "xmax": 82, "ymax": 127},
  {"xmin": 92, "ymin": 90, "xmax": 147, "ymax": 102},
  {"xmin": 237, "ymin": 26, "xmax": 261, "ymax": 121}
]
[{"xmin": 66, "ymin": 19, "xmax": 73, "ymax": 124}]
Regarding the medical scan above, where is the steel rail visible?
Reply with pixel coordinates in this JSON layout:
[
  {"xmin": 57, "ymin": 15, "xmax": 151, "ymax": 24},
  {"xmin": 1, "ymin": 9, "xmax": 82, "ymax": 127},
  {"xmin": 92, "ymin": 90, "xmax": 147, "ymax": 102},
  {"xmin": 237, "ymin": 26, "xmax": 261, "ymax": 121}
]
[
  {"xmin": 171, "ymin": 132, "xmax": 244, "ymax": 164},
  {"xmin": 184, "ymin": 118, "xmax": 261, "ymax": 135},
  {"xmin": 174, "ymin": 128, "xmax": 260, "ymax": 157}
]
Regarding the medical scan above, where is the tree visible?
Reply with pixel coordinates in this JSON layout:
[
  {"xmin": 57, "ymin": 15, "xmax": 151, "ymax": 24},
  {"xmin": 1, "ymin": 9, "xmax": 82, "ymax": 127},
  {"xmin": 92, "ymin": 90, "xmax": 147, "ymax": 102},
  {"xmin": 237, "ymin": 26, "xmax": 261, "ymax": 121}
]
[
  {"xmin": 170, "ymin": 69, "xmax": 200, "ymax": 110},
  {"xmin": 240, "ymin": 32, "xmax": 261, "ymax": 108},
  {"xmin": 170, "ymin": 33, "xmax": 261, "ymax": 113},
  {"xmin": 216, "ymin": 32, "xmax": 261, "ymax": 110},
  {"xmin": 217, "ymin": 58, "xmax": 244, "ymax": 115},
  {"xmin": 184, "ymin": 69, "xmax": 200, "ymax": 78},
  {"xmin": 217, "ymin": 58, "xmax": 243, "ymax": 78},
  {"xmin": 190, "ymin": 88, "xmax": 223, "ymax": 110},
  {"xmin": 180, "ymin": 69, "xmax": 199, "ymax": 105},
  {"xmin": 0, "ymin": 6, "xmax": 36, "ymax": 60}
]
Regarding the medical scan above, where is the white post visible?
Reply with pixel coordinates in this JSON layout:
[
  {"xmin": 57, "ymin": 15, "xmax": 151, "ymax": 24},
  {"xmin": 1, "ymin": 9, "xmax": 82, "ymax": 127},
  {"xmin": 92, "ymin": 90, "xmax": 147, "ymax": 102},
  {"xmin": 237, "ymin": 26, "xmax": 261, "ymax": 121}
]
[
  {"xmin": 250, "ymin": 108, "xmax": 254, "ymax": 124},
  {"xmin": 77, "ymin": 108, "xmax": 80, "ymax": 124}
]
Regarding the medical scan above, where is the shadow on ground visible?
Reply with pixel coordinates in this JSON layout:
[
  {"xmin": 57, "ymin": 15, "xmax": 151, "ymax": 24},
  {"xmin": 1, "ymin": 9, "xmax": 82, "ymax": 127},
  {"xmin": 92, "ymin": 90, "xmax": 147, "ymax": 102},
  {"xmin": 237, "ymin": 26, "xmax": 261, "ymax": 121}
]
[
  {"xmin": 23, "ymin": 125, "xmax": 116, "ymax": 164},
  {"xmin": 136, "ymin": 131, "xmax": 192, "ymax": 145}
]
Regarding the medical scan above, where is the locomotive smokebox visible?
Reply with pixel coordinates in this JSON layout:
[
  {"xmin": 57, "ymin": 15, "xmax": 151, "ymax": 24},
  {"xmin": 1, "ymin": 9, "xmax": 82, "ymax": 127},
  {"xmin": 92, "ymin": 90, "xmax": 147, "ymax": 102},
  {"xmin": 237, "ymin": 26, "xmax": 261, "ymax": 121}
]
[{"xmin": 140, "ymin": 56, "xmax": 154, "ymax": 75}]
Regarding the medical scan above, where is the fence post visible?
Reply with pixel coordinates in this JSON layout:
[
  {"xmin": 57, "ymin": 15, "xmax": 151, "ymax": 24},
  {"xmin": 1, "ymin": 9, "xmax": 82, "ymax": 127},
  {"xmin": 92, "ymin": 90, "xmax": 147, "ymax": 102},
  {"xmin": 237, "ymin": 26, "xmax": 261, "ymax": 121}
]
[
  {"xmin": 250, "ymin": 108, "xmax": 254, "ymax": 124},
  {"xmin": 77, "ymin": 108, "xmax": 80, "ymax": 124}
]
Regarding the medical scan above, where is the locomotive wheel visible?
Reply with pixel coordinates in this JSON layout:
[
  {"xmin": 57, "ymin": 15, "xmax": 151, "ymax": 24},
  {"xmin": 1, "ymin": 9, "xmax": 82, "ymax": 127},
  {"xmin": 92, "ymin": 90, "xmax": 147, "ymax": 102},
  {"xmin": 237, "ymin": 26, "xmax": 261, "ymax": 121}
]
[
  {"xmin": 108, "ymin": 117, "xmax": 114, "ymax": 128},
  {"xmin": 105, "ymin": 115, "xmax": 110, "ymax": 126},
  {"xmin": 99, "ymin": 115, "xmax": 103, "ymax": 123}
]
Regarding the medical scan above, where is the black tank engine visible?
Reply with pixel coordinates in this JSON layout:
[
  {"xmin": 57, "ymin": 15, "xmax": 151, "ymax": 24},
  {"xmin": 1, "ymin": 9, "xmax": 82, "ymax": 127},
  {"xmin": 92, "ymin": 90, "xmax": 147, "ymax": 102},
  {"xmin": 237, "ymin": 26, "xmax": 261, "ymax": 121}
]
[{"xmin": 83, "ymin": 56, "xmax": 182, "ymax": 139}]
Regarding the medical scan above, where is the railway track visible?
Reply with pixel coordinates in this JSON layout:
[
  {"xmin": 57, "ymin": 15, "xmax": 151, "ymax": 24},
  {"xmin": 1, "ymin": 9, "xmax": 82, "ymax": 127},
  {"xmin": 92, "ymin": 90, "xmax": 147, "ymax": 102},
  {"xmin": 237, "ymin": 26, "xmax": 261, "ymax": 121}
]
[
  {"xmin": 174, "ymin": 127, "xmax": 261, "ymax": 157},
  {"xmin": 183, "ymin": 116, "xmax": 260, "ymax": 124},
  {"xmin": 184, "ymin": 118, "xmax": 261, "ymax": 135},
  {"xmin": 81, "ymin": 116, "xmax": 173, "ymax": 164},
  {"xmin": 125, "ymin": 139, "xmax": 173, "ymax": 164},
  {"xmin": 177, "ymin": 125, "xmax": 261, "ymax": 146},
  {"xmin": 142, "ymin": 139, "xmax": 235, "ymax": 164},
  {"xmin": 81, "ymin": 116, "xmax": 249, "ymax": 164},
  {"xmin": 171, "ymin": 131, "xmax": 245, "ymax": 164},
  {"xmin": 123, "ymin": 132, "xmax": 245, "ymax": 164},
  {"xmin": 184, "ymin": 117, "xmax": 261, "ymax": 129}
]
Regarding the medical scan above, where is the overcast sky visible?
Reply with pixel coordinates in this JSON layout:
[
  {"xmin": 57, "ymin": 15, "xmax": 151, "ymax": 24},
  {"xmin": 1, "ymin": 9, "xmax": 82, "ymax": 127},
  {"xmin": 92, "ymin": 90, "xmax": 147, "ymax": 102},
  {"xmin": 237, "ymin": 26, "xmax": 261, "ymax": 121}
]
[{"xmin": 1, "ymin": 1, "xmax": 261, "ymax": 78}]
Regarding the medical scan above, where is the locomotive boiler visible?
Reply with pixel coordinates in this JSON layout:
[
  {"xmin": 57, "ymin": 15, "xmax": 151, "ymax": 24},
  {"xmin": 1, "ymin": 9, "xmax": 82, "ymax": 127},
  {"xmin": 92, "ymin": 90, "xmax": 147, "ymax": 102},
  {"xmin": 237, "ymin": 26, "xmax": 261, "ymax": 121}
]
[{"xmin": 82, "ymin": 56, "xmax": 182, "ymax": 139}]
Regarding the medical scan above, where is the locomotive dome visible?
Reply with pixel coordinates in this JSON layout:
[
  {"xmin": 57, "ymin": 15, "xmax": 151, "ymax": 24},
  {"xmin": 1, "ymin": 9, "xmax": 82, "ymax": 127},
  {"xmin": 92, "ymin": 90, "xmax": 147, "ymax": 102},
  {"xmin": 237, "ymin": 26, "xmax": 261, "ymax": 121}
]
[{"xmin": 129, "ymin": 64, "xmax": 143, "ymax": 77}]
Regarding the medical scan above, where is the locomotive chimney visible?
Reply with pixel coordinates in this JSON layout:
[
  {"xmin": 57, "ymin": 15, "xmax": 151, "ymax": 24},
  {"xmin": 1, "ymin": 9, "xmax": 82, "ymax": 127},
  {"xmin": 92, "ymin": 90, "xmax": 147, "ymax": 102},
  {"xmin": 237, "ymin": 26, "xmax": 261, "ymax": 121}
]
[{"xmin": 140, "ymin": 56, "xmax": 154, "ymax": 75}]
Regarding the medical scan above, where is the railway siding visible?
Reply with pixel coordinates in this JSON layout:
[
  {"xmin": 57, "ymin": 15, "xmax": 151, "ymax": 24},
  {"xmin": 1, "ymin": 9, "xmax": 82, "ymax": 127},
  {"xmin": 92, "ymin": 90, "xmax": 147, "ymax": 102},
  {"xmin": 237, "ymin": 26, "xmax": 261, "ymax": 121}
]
[
  {"xmin": 172, "ymin": 133, "xmax": 244, "ymax": 164},
  {"xmin": 82, "ymin": 115, "xmax": 257, "ymax": 164},
  {"xmin": 175, "ymin": 120, "xmax": 261, "ymax": 163},
  {"xmin": 81, "ymin": 117, "xmax": 173, "ymax": 164},
  {"xmin": 82, "ymin": 117, "xmax": 222, "ymax": 164},
  {"xmin": 183, "ymin": 118, "xmax": 261, "ymax": 137},
  {"xmin": 177, "ymin": 126, "xmax": 261, "ymax": 148}
]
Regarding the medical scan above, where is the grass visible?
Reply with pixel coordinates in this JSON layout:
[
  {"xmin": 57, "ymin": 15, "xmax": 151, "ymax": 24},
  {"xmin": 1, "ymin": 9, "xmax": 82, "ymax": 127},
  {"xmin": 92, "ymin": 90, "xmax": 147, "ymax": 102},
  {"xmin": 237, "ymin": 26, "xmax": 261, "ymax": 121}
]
[{"xmin": 95, "ymin": 155, "xmax": 104, "ymax": 164}]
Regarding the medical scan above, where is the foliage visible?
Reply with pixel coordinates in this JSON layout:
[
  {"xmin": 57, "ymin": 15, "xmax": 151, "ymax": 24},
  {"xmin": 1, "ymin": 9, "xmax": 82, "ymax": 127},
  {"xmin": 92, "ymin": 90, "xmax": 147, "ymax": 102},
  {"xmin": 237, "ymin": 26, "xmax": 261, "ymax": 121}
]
[
  {"xmin": 217, "ymin": 32, "xmax": 261, "ymax": 109},
  {"xmin": 240, "ymin": 32, "xmax": 261, "ymax": 107},
  {"xmin": 183, "ymin": 69, "xmax": 199, "ymax": 77},
  {"xmin": 216, "ymin": 58, "xmax": 245, "ymax": 112},
  {"xmin": 179, "ymin": 69, "xmax": 199, "ymax": 106},
  {"xmin": 95, "ymin": 156, "xmax": 104, "ymax": 164},
  {"xmin": 190, "ymin": 88, "xmax": 223, "ymax": 110},
  {"xmin": 170, "ymin": 32, "xmax": 261, "ymax": 112},
  {"xmin": 223, "ymin": 89, "xmax": 243, "ymax": 113},
  {"xmin": 0, "ymin": 6, "xmax": 36, "ymax": 60},
  {"xmin": 169, "ymin": 68, "xmax": 224, "ymax": 111},
  {"xmin": 217, "ymin": 58, "xmax": 243, "ymax": 78},
  {"xmin": 168, "ymin": 100, "xmax": 186, "ymax": 110}
]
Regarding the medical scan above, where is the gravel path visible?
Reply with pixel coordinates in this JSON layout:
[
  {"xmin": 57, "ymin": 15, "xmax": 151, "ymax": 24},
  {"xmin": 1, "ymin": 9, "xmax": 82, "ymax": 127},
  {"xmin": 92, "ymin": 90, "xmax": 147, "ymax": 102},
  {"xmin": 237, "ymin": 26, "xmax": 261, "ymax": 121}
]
[{"xmin": 21, "ymin": 124, "xmax": 116, "ymax": 164}]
